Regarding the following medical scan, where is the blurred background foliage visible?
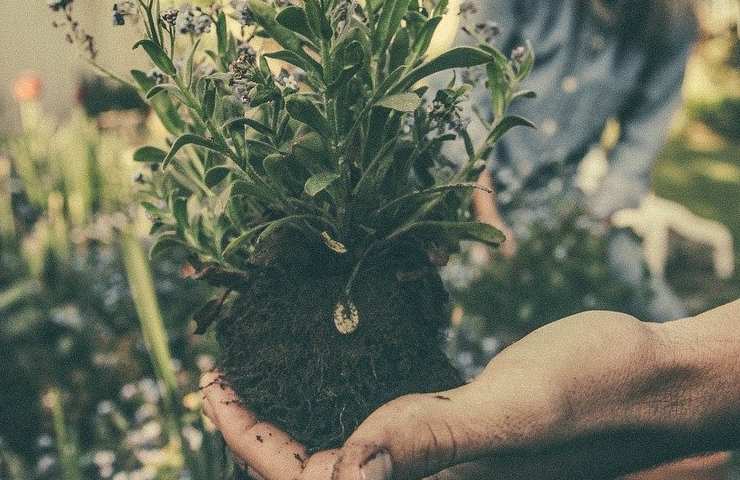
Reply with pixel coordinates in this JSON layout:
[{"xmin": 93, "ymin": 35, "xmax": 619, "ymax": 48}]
[
  {"xmin": 0, "ymin": 1, "xmax": 737, "ymax": 479},
  {"xmin": 448, "ymin": 4, "xmax": 740, "ymax": 369}
]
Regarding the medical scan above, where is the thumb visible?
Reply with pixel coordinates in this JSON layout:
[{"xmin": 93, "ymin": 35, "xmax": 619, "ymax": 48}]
[{"xmin": 332, "ymin": 383, "xmax": 492, "ymax": 480}]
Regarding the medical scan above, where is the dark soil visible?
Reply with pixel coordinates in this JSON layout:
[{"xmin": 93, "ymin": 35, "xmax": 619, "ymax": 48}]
[{"xmin": 216, "ymin": 253, "xmax": 462, "ymax": 451}]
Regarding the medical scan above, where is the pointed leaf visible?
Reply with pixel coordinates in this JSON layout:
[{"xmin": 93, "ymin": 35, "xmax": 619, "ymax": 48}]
[
  {"xmin": 276, "ymin": 6, "xmax": 314, "ymax": 40},
  {"xmin": 374, "ymin": 0, "xmax": 412, "ymax": 54},
  {"xmin": 264, "ymin": 50, "xmax": 322, "ymax": 76},
  {"xmin": 133, "ymin": 39, "xmax": 177, "ymax": 76},
  {"xmin": 391, "ymin": 47, "xmax": 493, "ymax": 93},
  {"xmin": 305, "ymin": 172, "xmax": 340, "ymax": 196},
  {"xmin": 485, "ymin": 115, "xmax": 536, "ymax": 145},
  {"xmin": 192, "ymin": 298, "xmax": 222, "ymax": 335},
  {"xmin": 222, "ymin": 223, "xmax": 271, "ymax": 258},
  {"xmin": 247, "ymin": 0, "xmax": 313, "ymax": 64},
  {"xmin": 148, "ymin": 234, "xmax": 187, "ymax": 259},
  {"xmin": 205, "ymin": 166, "xmax": 231, "ymax": 187},
  {"xmin": 163, "ymin": 134, "xmax": 228, "ymax": 168},
  {"xmin": 305, "ymin": 0, "xmax": 332, "ymax": 40},
  {"xmin": 133, "ymin": 146, "xmax": 167, "ymax": 163},
  {"xmin": 216, "ymin": 11, "xmax": 228, "ymax": 56},
  {"xmin": 411, "ymin": 16, "xmax": 443, "ymax": 58},
  {"xmin": 393, "ymin": 221, "xmax": 505, "ymax": 246},
  {"xmin": 223, "ymin": 117, "xmax": 274, "ymax": 136},
  {"xmin": 375, "ymin": 183, "xmax": 491, "ymax": 216},
  {"xmin": 375, "ymin": 92, "xmax": 422, "ymax": 112},
  {"xmin": 285, "ymin": 94, "xmax": 331, "ymax": 138}
]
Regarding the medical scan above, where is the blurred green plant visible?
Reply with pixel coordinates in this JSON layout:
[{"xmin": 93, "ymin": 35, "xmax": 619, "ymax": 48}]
[
  {"xmin": 43, "ymin": 388, "xmax": 83, "ymax": 480},
  {"xmin": 0, "ymin": 79, "xmax": 217, "ymax": 478},
  {"xmin": 49, "ymin": 0, "xmax": 535, "ymax": 334},
  {"xmin": 447, "ymin": 205, "xmax": 646, "ymax": 377}
]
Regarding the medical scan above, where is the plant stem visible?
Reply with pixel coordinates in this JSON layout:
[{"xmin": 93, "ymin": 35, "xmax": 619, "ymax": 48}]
[{"xmin": 44, "ymin": 388, "xmax": 82, "ymax": 480}]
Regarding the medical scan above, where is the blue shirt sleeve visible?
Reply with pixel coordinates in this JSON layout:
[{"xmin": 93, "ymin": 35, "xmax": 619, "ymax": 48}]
[{"xmin": 590, "ymin": 13, "xmax": 698, "ymax": 219}]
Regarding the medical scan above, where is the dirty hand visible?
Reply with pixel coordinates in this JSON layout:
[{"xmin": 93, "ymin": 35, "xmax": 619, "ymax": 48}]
[{"xmin": 200, "ymin": 301, "xmax": 740, "ymax": 480}]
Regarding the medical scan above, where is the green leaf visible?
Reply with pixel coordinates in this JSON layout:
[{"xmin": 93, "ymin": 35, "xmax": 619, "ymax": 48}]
[
  {"xmin": 264, "ymin": 50, "xmax": 322, "ymax": 77},
  {"xmin": 374, "ymin": 0, "xmax": 412, "ymax": 54},
  {"xmin": 131, "ymin": 69, "xmax": 155, "ymax": 91},
  {"xmin": 216, "ymin": 11, "xmax": 228, "ymax": 56},
  {"xmin": 304, "ymin": 172, "xmax": 340, "ymax": 196},
  {"xmin": 192, "ymin": 298, "xmax": 223, "ymax": 335},
  {"xmin": 263, "ymin": 153, "xmax": 309, "ymax": 193},
  {"xmin": 291, "ymin": 132, "xmax": 332, "ymax": 173},
  {"xmin": 285, "ymin": 94, "xmax": 331, "ymax": 138},
  {"xmin": 391, "ymin": 47, "xmax": 493, "ymax": 93},
  {"xmin": 222, "ymin": 223, "xmax": 271, "ymax": 258},
  {"xmin": 205, "ymin": 166, "xmax": 231, "ymax": 187},
  {"xmin": 133, "ymin": 146, "xmax": 167, "ymax": 163},
  {"xmin": 375, "ymin": 92, "xmax": 422, "ymax": 112},
  {"xmin": 388, "ymin": 27, "xmax": 410, "ymax": 72},
  {"xmin": 375, "ymin": 183, "xmax": 491, "ymax": 216},
  {"xmin": 411, "ymin": 16, "xmax": 442, "ymax": 58},
  {"xmin": 148, "ymin": 234, "xmax": 187, "ymax": 259},
  {"xmin": 485, "ymin": 115, "xmax": 536, "ymax": 145},
  {"xmin": 512, "ymin": 90, "xmax": 537, "ymax": 102},
  {"xmin": 247, "ymin": 0, "xmax": 310, "ymax": 62},
  {"xmin": 393, "ymin": 221, "xmax": 505, "ymax": 246},
  {"xmin": 173, "ymin": 196, "xmax": 189, "ymax": 229},
  {"xmin": 132, "ymin": 70, "xmax": 184, "ymax": 134},
  {"xmin": 163, "ymin": 134, "xmax": 228, "ymax": 168},
  {"xmin": 486, "ymin": 59, "xmax": 509, "ymax": 120},
  {"xmin": 222, "ymin": 117, "xmax": 274, "ymax": 136},
  {"xmin": 276, "ymin": 6, "xmax": 314, "ymax": 40},
  {"xmin": 202, "ymin": 84, "xmax": 216, "ymax": 119},
  {"xmin": 305, "ymin": 0, "xmax": 332, "ymax": 40},
  {"xmin": 133, "ymin": 39, "xmax": 177, "ymax": 76}
]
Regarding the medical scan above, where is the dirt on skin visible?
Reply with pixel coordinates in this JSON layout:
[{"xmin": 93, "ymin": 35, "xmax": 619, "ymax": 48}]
[{"xmin": 215, "ymin": 251, "xmax": 462, "ymax": 452}]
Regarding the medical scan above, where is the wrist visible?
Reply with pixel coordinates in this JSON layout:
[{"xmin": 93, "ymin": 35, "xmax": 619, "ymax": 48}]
[{"xmin": 647, "ymin": 317, "xmax": 740, "ymax": 448}]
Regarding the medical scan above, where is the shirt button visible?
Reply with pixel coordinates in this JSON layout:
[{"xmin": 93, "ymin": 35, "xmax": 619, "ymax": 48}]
[
  {"xmin": 542, "ymin": 118, "xmax": 558, "ymax": 137},
  {"xmin": 561, "ymin": 75, "xmax": 578, "ymax": 93}
]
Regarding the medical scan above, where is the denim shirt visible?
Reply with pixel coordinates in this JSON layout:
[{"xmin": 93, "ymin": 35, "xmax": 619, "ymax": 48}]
[{"xmin": 466, "ymin": 0, "xmax": 696, "ymax": 218}]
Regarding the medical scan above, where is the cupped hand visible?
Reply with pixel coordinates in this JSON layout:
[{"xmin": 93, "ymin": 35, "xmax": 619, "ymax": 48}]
[{"xmin": 200, "ymin": 303, "xmax": 740, "ymax": 480}]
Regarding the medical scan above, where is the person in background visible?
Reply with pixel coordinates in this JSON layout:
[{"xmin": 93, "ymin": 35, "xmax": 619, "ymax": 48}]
[{"xmin": 469, "ymin": 0, "xmax": 697, "ymax": 322}]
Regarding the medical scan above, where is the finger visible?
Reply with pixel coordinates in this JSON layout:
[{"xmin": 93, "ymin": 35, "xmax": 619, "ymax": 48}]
[
  {"xmin": 296, "ymin": 450, "xmax": 340, "ymax": 480},
  {"xmin": 199, "ymin": 372, "xmax": 308, "ymax": 480},
  {"xmin": 333, "ymin": 383, "xmax": 492, "ymax": 480}
]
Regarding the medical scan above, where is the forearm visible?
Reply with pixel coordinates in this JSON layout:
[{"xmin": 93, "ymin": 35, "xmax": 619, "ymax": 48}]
[
  {"xmin": 475, "ymin": 303, "xmax": 740, "ymax": 478},
  {"xmin": 473, "ymin": 170, "xmax": 501, "ymax": 223},
  {"xmin": 648, "ymin": 300, "xmax": 740, "ymax": 446}
]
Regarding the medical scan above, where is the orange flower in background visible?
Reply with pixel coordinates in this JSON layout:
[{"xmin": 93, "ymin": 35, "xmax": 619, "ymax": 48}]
[{"xmin": 13, "ymin": 72, "xmax": 43, "ymax": 102}]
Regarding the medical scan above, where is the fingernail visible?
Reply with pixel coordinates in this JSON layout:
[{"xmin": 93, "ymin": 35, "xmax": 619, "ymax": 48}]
[{"xmin": 360, "ymin": 450, "xmax": 392, "ymax": 480}]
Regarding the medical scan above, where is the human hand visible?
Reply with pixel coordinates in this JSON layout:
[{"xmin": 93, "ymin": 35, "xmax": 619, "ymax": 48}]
[{"xmin": 201, "ymin": 302, "xmax": 740, "ymax": 480}]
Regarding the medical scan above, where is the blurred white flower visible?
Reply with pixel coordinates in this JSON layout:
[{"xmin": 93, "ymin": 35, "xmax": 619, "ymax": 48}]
[
  {"xmin": 182, "ymin": 425, "xmax": 204, "ymax": 451},
  {"xmin": 36, "ymin": 454, "xmax": 56, "ymax": 475},
  {"xmin": 37, "ymin": 434, "xmax": 53, "ymax": 448},
  {"xmin": 138, "ymin": 378, "xmax": 160, "ymax": 404},
  {"xmin": 134, "ymin": 403, "xmax": 159, "ymax": 424},
  {"xmin": 120, "ymin": 383, "xmax": 138, "ymax": 401},
  {"xmin": 94, "ymin": 450, "xmax": 116, "ymax": 467},
  {"xmin": 127, "ymin": 420, "xmax": 163, "ymax": 448},
  {"xmin": 97, "ymin": 400, "xmax": 114, "ymax": 416},
  {"xmin": 481, "ymin": 337, "xmax": 499, "ymax": 354},
  {"xmin": 134, "ymin": 448, "xmax": 168, "ymax": 467},
  {"xmin": 196, "ymin": 354, "xmax": 215, "ymax": 372},
  {"xmin": 456, "ymin": 351, "xmax": 473, "ymax": 367}
]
